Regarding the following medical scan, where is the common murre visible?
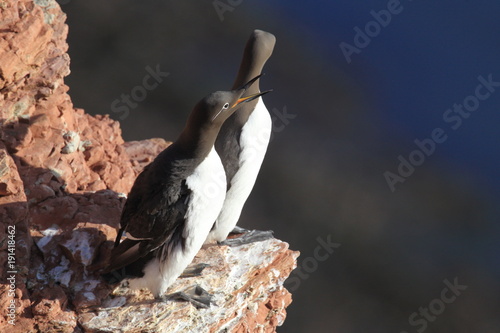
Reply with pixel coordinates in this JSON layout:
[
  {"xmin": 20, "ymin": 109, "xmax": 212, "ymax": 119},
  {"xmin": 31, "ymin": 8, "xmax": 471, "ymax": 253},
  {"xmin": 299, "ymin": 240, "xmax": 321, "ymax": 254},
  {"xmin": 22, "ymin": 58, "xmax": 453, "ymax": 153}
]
[
  {"xmin": 206, "ymin": 30, "xmax": 276, "ymax": 245},
  {"xmin": 102, "ymin": 75, "xmax": 271, "ymax": 307}
]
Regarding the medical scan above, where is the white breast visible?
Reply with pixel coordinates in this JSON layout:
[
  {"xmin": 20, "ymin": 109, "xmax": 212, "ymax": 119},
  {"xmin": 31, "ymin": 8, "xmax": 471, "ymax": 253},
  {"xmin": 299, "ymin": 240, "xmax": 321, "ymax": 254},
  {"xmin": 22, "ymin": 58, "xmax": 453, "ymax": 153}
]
[
  {"xmin": 129, "ymin": 147, "xmax": 226, "ymax": 296},
  {"xmin": 183, "ymin": 146, "xmax": 227, "ymax": 246},
  {"xmin": 206, "ymin": 98, "xmax": 272, "ymax": 243}
]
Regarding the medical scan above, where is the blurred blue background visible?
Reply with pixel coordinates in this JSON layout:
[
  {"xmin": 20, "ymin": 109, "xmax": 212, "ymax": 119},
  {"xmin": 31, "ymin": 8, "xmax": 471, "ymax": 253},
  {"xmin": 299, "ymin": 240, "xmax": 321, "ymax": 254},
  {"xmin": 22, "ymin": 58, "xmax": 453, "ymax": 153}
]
[{"xmin": 61, "ymin": 0, "xmax": 500, "ymax": 332}]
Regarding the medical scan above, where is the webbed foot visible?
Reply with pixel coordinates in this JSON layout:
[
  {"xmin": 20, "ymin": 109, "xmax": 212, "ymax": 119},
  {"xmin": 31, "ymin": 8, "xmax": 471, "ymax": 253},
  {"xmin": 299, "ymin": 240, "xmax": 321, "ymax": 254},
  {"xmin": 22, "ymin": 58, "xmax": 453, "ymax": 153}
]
[
  {"xmin": 229, "ymin": 226, "xmax": 250, "ymax": 235},
  {"xmin": 219, "ymin": 229, "xmax": 274, "ymax": 246},
  {"xmin": 180, "ymin": 263, "xmax": 210, "ymax": 278},
  {"xmin": 160, "ymin": 285, "xmax": 214, "ymax": 309}
]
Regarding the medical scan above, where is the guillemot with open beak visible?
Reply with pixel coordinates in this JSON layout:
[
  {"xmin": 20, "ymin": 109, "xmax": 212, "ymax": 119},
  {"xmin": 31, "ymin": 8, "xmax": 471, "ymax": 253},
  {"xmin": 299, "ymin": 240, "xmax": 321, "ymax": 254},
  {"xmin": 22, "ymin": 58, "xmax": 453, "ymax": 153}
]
[
  {"xmin": 206, "ymin": 30, "xmax": 276, "ymax": 245},
  {"xmin": 102, "ymin": 75, "xmax": 271, "ymax": 307}
]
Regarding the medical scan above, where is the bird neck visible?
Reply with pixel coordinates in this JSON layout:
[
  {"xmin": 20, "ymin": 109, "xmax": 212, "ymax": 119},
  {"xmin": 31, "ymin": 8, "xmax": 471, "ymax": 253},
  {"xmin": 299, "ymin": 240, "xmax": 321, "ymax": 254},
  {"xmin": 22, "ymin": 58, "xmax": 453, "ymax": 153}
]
[
  {"xmin": 232, "ymin": 65, "xmax": 264, "ymax": 93},
  {"xmin": 230, "ymin": 62, "xmax": 263, "ymax": 127},
  {"xmin": 232, "ymin": 30, "xmax": 275, "ymax": 90},
  {"xmin": 176, "ymin": 123, "xmax": 219, "ymax": 160},
  {"xmin": 230, "ymin": 33, "xmax": 274, "ymax": 125}
]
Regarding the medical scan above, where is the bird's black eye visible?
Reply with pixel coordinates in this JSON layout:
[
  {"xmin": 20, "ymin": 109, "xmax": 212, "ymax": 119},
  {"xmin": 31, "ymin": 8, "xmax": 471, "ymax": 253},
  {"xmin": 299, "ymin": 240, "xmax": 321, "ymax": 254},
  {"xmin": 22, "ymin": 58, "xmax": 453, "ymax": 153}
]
[{"xmin": 223, "ymin": 103, "xmax": 230, "ymax": 109}]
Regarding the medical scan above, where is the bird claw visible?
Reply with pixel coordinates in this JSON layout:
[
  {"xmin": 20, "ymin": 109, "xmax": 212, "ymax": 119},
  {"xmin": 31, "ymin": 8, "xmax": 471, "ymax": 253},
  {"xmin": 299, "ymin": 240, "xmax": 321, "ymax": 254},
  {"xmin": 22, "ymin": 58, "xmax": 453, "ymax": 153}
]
[
  {"xmin": 160, "ymin": 285, "xmax": 214, "ymax": 309},
  {"xmin": 229, "ymin": 225, "xmax": 250, "ymax": 235},
  {"xmin": 219, "ymin": 229, "xmax": 274, "ymax": 246}
]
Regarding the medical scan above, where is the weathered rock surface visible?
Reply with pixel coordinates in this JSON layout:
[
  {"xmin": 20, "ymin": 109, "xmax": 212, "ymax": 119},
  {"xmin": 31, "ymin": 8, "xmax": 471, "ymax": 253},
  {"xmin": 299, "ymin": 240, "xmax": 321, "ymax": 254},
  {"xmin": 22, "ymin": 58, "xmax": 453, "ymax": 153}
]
[
  {"xmin": 80, "ymin": 239, "xmax": 297, "ymax": 333},
  {"xmin": 0, "ymin": 1, "xmax": 298, "ymax": 332}
]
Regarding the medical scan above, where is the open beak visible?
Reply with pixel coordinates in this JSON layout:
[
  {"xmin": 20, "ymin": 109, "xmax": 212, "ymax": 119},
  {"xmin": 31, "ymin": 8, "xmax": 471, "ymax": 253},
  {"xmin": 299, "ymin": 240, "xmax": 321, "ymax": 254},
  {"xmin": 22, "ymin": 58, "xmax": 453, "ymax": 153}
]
[
  {"xmin": 232, "ymin": 73, "xmax": 272, "ymax": 107},
  {"xmin": 236, "ymin": 74, "xmax": 263, "ymax": 91},
  {"xmin": 233, "ymin": 90, "xmax": 273, "ymax": 107}
]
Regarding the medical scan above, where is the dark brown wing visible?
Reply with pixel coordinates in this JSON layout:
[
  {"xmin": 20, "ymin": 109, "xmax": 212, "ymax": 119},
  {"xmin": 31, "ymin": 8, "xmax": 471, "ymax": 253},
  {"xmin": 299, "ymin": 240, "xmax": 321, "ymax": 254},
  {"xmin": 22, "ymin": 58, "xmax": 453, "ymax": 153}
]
[{"xmin": 103, "ymin": 147, "xmax": 194, "ymax": 277}]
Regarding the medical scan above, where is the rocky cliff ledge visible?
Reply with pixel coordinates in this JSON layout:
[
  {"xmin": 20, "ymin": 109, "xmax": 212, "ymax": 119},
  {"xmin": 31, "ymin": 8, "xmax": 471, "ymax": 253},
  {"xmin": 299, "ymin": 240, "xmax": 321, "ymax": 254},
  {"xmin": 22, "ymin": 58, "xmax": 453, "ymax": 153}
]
[{"xmin": 0, "ymin": 1, "xmax": 298, "ymax": 332}]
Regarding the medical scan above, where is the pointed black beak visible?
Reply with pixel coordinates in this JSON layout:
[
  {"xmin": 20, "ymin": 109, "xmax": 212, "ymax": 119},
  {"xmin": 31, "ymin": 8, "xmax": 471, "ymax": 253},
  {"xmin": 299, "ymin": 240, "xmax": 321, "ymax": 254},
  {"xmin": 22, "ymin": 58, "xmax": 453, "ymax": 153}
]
[
  {"xmin": 232, "ymin": 74, "xmax": 272, "ymax": 107},
  {"xmin": 232, "ymin": 89, "xmax": 273, "ymax": 107},
  {"xmin": 236, "ymin": 74, "xmax": 264, "ymax": 91}
]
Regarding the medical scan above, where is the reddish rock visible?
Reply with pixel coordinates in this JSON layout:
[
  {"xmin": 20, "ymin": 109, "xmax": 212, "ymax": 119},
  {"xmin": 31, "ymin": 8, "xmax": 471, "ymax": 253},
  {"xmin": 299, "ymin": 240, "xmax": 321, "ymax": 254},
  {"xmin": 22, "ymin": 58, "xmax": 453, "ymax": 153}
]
[
  {"xmin": 30, "ymin": 285, "xmax": 77, "ymax": 333},
  {"xmin": 0, "ymin": 144, "xmax": 22, "ymax": 197},
  {"xmin": 123, "ymin": 138, "xmax": 172, "ymax": 173},
  {"xmin": 78, "ymin": 239, "xmax": 299, "ymax": 333}
]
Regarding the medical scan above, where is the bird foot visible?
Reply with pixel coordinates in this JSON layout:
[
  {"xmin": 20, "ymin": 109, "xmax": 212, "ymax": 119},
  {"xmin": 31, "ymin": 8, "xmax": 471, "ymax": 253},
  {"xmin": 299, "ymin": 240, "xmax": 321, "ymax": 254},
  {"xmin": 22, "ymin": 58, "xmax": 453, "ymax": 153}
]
[
  {"xmin": 219, "ymin": 229, "xmax": 274, "ymax": 246},
  {"xmin": 160, "ymin": 285, "xmax": 214, "ymax": 309},
  {"xmin": 180, "ymin": 263, "xmax": 210, "ymax": 278},
  {"xmin": 229, "ymin": 225, "xmax": 250, "ymax": 235}
]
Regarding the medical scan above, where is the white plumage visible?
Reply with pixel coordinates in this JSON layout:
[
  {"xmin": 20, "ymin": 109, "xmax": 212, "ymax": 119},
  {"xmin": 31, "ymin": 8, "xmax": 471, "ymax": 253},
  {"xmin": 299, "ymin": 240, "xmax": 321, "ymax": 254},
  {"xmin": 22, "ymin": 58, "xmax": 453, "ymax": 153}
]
[
  {"xmin": 206, "ymin": 98, "xmax": 272, "ymax": 243},
  {"xmin": 128, "ymin": 147, "xmax": 226, "ymax": 296}
]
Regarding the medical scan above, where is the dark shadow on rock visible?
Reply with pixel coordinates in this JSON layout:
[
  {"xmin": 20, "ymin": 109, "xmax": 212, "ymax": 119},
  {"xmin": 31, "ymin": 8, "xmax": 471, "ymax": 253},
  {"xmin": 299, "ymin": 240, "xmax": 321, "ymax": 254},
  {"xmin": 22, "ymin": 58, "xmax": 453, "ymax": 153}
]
[{"xmin": 1, "ymin": 112, "xmax": 130, "ymax": 316}]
